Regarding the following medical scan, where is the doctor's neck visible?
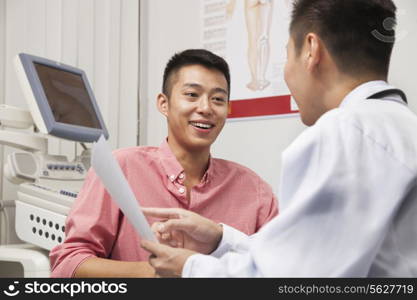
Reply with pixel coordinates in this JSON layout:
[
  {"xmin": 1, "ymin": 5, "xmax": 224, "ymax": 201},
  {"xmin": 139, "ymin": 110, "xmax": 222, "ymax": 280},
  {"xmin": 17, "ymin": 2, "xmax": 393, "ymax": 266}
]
[{"xmin": 319, "ymin": 71, "xmax": 388, "ymax": 112}]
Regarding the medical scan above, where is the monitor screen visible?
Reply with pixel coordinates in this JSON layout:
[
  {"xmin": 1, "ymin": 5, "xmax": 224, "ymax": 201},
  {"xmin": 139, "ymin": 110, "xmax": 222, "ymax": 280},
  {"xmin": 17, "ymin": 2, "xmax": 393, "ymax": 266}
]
[
  {"xmin": 15, "ymin": 53, "xmax": 109, "ymax": 143},
  {"xmin": 34, "ymin": 63, "xmax": 102, "ymax": 129}
]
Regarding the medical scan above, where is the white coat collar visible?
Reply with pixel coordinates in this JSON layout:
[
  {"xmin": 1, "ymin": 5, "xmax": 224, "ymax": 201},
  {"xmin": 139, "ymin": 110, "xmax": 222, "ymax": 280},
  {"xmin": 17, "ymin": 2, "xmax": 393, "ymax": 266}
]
[{"xmin": 339, "ymin": 80, "xmax": 402, "ymax": 108}]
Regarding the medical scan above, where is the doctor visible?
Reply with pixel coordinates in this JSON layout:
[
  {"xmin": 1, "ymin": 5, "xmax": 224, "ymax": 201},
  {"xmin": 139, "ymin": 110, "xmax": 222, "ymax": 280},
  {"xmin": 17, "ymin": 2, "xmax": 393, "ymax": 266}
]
[{"xmin": 141, "ymin": 0, "xmax": 417, "ymax": 277}]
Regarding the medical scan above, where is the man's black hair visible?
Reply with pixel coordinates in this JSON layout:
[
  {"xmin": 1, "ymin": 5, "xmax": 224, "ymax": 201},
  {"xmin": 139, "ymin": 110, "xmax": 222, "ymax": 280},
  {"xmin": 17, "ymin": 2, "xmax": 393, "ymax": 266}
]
[
  {"xmin": 162, "ymin": 49, "xmax": 231, "ymax": 98},
  {"xmin": 290, "ymin": 0, "xmax": 397, "ymax": 77}
]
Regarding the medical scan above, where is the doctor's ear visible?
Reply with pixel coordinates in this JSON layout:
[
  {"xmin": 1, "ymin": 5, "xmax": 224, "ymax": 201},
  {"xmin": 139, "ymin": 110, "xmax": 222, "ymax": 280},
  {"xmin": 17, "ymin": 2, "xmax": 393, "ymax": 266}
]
[
  {"xmin": 305, "ymin": 33, "xmax": 322, "ymax": 72},
  {"xmin": 157, "ymin": 93, "xmax": 169, "ymax": 117}
]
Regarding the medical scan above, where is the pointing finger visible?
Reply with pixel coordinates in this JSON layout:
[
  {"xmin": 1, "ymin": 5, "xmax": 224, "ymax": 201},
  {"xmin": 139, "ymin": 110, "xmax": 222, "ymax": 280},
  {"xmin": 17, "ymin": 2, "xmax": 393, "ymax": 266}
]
[
  {"xmin": 142, "ymin": 207, "xmax": 184, "ymax": 219},
  {"xmin": 163, "ymin": 218, "xmax": 193, "ymax": 233}
]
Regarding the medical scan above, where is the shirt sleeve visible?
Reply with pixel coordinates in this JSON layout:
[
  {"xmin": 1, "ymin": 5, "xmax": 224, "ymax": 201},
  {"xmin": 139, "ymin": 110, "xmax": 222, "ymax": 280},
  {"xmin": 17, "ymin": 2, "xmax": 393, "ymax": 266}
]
[
  {"xmin": 49, "ymin": 168, "xmax": 122, "ymax": 277},
  {"xmin": 182, "ymin": 225, "xmax": 255, "ymax": 277},
  {"xmin": 182, "ymin": 112, "xmax": 413, "ymax": 277},
  {"xmin": 210, "ymin": 224, "xmax": 251, "ymax": 258},
  {"xmin": 256, "ymin": 179, "xmax": 279, "ymax": 231}
]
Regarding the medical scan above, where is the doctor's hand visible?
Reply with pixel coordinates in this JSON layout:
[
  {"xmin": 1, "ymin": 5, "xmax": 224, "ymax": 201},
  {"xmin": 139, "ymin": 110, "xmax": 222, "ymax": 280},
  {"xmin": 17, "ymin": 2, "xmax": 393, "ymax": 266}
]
[
  {"xmin": 141, "ymin": 240, "xmax": 196, "ymax": 278},
  {"xmin": 142, "ymin": 207, "xmax": 223, "ymax": 255}
]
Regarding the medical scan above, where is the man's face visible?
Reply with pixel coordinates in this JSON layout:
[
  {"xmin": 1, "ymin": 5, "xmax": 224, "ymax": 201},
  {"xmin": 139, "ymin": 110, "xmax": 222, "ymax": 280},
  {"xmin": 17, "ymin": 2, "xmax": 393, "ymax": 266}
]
[
  {"xmin": 161, "ymin": 64, "xmax": 229, "ymax": 152},
  {"xmin": 284, "ymin": 36, "xmax": 319, "ymax": 126}
]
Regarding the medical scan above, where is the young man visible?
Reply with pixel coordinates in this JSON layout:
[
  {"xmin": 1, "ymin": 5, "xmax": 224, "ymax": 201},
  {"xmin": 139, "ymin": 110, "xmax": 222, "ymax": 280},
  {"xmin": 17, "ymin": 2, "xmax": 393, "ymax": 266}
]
[
  {"xmin": 142, "ymin": 0, "xmax": 417, "ymax": 277},
  {"xmin": 49, "ymin": 49, "xmax": 278, "ymax": 277}
]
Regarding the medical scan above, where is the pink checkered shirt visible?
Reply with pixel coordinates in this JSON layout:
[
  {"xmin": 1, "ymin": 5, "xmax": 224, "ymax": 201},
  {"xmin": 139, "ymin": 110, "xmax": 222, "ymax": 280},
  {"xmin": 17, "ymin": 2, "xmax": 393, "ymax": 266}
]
[{"xmin": 49, "ymin": 140, "xmax": 278, "ymax": 277}]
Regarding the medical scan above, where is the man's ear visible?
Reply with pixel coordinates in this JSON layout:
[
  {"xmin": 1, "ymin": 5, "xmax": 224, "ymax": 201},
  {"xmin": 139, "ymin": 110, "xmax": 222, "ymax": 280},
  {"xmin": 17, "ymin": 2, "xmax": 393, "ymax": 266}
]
[
  {"xmin": 157, "ymin": 93, "xmax": 169, "ymax": 117},
  {"xmin": 305, "ymin": 33, "xmax": 321, "ymax": 72}
]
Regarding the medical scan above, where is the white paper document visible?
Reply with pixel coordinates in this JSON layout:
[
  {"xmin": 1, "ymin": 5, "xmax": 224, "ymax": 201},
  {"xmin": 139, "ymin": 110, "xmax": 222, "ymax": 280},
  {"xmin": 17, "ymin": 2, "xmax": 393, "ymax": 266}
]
[{"xmin": 91, "ymin": 135, "xmax": 156, "ymax": 242}]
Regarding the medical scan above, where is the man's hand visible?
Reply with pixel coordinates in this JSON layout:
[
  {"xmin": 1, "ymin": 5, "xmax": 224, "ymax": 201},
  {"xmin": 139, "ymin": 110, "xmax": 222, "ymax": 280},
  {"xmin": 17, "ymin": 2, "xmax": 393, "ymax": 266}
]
[
  {"xmin": 141, "ymin": 240, "xmax": 196, "ymax": 277},
  {"xmin": 142, "ymin": 207, "xmax": 223, "ymax": 254}
]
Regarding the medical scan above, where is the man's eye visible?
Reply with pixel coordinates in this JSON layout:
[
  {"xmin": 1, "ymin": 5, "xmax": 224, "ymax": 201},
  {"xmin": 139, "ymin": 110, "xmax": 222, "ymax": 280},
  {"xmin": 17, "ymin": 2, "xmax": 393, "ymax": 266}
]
[
  {"xmin": 213, "ymin": 97, "xmax": 226, "ymax": 102},
  {"xmin": 185, "ymin": 92, "xmax": 198, "ymax": 97}
]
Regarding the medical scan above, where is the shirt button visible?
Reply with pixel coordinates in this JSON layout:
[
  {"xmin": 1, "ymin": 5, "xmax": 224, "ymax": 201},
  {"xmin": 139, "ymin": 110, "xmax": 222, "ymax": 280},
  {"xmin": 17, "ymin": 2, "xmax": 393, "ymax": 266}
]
[
  {"xmin": 178, "ymin": 187, "xmax": 185, "ymax": 194},
  {"xmin": 179, "ymin": 174, "xmax": 185, "ymax": 179},
  {"xmin": 169, "ymin": 175, "xmax": 175, "ymax": 181}
]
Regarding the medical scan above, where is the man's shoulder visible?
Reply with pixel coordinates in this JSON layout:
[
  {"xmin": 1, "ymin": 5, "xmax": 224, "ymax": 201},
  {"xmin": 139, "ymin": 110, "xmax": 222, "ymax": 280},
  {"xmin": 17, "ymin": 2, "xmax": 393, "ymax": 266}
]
[
  {"xmin": 113, "ymin": 145, "xmax": 159, "ymax": 156},
  {"xmin": 213, "ymin": 158, "xmax": 254, "ymax": 173},
  {"xmin": 212, "ymin": 158, "xmax": 267, "ymax": 183},
  {"xmin": 112, "ymin": 145, "xmax": 160, "ymax": 165}
]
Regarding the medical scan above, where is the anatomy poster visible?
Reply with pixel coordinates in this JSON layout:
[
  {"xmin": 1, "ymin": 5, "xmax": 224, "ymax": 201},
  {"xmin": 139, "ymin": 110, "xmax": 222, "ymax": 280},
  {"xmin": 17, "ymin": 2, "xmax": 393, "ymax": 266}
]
[{"xmin": 201, "ymin": 0, "xmax": 298, "ymax": 120}]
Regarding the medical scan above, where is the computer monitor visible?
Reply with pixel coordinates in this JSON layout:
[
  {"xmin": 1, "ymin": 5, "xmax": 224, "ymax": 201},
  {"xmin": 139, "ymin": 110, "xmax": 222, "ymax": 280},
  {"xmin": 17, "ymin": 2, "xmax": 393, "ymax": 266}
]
[{"xmin": 14, "ymin": 53, "xmax": 109, "ymax": 143}]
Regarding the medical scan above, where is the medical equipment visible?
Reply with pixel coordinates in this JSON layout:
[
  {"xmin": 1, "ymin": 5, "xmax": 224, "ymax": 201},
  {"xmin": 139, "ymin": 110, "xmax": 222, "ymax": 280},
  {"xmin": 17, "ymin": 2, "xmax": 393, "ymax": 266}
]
[
  {"xmin": 0, "ymin": 53, "xmax": 108, "ymax": 276},
  {"xmin": 15, "ymin": 53, "xmax": 108, "ymax": 142}
]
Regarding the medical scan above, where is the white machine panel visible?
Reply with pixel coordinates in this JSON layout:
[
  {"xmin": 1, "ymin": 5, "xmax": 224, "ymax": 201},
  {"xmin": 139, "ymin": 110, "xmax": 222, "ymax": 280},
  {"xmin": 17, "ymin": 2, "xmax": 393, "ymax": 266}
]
[{"xmin": 15, "ymin": 201, "xmax": 67, "ymax": 251}]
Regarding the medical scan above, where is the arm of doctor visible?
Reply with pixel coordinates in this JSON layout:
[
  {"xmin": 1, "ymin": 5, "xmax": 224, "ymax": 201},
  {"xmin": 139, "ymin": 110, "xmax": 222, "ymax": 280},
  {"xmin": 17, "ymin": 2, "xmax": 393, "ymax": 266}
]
[{"xmin": 140, "ymin": 207, "xmax": 224, "ymax": 277}]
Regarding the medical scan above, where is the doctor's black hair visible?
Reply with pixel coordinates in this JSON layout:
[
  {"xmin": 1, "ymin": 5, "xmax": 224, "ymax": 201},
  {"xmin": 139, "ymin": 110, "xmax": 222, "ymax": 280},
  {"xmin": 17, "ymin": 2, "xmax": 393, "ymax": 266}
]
[
  {"xmin": 290, "ymin": 0, "xmax": 397, "ymax": 78},
  {"xmin": 162, "ymin": 49, "xmax": 231, "ymax": 99}
]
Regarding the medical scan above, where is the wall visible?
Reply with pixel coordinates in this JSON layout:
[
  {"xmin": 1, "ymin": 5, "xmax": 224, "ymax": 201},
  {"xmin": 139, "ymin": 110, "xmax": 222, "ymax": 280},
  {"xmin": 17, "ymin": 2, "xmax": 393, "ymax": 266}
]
[
  {"xmin": 389, "ymin": 1, "xmax": 417, "ymax": 113},
  {"xmin": 0, "ymin": 0, "xmax": 139, "ymax": 200},
  {"xmin": 0, "ymin": 0, "xmax": 6, "ymax": 202},
  {"xmin": 140, "ymin": 0, "xmax": 417, "ymax": 195}
]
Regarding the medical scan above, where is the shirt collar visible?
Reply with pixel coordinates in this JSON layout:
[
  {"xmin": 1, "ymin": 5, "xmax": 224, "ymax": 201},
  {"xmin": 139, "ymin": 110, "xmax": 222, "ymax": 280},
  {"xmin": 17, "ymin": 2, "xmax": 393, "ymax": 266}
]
[
  {"xmin": 339, "ymin": 80, "xmax": 401, "ymax": 108},
  {"xmin": 158, "ymin": 139, "xmax": 214, "ymax": 184}
]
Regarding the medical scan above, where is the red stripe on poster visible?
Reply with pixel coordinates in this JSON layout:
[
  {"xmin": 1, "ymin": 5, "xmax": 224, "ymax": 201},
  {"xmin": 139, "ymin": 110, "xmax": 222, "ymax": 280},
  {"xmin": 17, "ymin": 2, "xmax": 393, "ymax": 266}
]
[{"xmin": 228, "ymin": 95, "xmax": 298, "ymax": 119}]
